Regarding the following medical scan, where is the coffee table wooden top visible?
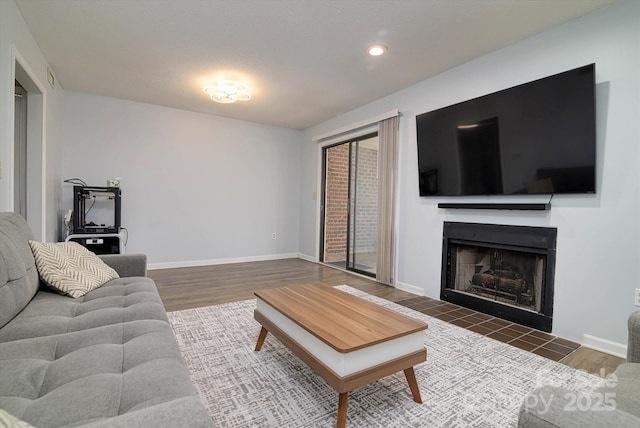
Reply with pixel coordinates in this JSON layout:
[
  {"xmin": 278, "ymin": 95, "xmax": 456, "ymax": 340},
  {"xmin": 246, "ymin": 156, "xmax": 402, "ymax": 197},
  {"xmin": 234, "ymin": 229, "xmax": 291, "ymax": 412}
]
[{"xmin": 254, "ymin": 284, "xmax": 428, "ymax": 353}]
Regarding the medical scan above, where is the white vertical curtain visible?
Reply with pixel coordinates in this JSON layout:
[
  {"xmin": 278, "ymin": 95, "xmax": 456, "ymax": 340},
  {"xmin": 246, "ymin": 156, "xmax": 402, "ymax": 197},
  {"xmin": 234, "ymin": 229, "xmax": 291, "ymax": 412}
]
[{"xmin": 376, "ymin": 115, "xmax": 399, "ymax": 285}]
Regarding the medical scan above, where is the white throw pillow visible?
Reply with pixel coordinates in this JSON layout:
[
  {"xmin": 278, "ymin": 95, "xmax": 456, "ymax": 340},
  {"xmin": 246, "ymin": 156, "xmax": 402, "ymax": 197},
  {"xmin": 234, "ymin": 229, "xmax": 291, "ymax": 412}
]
[
  {"xmin": 28, "ymin": 241, "xmax": 119, "ymax": 298},
  {"xmin": 0, "ymin": 410, "xmax": 36, "ymax": 428}
]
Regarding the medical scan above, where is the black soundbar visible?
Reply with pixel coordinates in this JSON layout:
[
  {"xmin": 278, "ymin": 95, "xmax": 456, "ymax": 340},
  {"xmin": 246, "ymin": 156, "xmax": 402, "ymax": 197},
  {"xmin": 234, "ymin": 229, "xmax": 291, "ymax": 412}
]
[{"xmin": 437, "ymin": 203, "xmax": 550, "ymax": 211}]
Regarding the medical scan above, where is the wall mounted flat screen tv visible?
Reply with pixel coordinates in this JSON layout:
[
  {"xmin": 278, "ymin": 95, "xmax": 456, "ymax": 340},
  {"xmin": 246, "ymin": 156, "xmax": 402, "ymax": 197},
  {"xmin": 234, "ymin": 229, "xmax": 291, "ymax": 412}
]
[{"xmin": 416, "ymin": 64, "xmax": 596, "ymax": 196}]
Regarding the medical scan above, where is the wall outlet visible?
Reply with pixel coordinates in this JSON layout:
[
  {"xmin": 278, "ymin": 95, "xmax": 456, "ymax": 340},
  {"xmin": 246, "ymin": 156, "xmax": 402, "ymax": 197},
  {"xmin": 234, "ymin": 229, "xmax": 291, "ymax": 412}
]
[
  {"xmin": 635, "ymin": 288, "xmax": 640, "ymax": 307},
  {"xmin": 271, "ymin": 233, "xmax": 277, "ymax": 240}
]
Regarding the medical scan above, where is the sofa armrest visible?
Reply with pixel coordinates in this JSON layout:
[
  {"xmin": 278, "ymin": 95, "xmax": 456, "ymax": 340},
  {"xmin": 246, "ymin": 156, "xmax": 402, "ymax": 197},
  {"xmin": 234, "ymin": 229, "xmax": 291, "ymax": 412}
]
[
  {"xmin": 518, "ymin": 385, "xmax": 640, "ymax": 428},
  {"xmin": 99, "ymin": 253, "xmax": 147, "ymax": 277},
  {"xmin": 628, "ymin": 311, "xmax": 640, "ymax": 363}
]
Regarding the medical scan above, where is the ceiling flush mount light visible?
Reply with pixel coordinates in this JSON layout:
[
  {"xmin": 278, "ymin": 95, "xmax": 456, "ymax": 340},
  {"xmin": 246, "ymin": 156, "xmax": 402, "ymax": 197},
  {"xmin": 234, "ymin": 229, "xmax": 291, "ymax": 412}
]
[
  {"xmin": 203, "ymin": 81, "xmax": 251, "ymax": 104},
  {"xmin": 367, "ymin": 45, "xmax": 387, "ymax": 56}
]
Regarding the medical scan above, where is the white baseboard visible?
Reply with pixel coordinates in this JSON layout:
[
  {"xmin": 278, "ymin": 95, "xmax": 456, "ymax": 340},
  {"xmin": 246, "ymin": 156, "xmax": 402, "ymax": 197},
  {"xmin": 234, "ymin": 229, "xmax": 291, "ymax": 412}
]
[
  {"xmin": 582, "ymin": 334, "xmax": 627, "ymax": 359},
  {"xmin": 297, "ymin": 253, "xmax": 317, "ymax": 263},
  {"xmin": 148, "ymin": 253, "xmax": 299, "ymax": 270},
  {"xmin": 395, "ymin": 281, "xmax": 424, "ymax": 296}
]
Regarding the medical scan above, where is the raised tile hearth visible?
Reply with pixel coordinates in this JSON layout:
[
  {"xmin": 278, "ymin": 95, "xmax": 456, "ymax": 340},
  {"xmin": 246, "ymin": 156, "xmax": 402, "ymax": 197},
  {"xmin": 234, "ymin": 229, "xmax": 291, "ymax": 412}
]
[{"xmin": 394, "ymin": 295, "xmax": 579, "ymax": 362}]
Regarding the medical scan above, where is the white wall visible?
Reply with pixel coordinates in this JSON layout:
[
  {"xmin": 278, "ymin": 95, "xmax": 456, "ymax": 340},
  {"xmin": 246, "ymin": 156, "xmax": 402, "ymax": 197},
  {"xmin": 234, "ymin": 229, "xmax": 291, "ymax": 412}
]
[
  {"xmin": 63, "ymin": 92, "xmax": 302, "ymax": 267},
  {"xmin": 299, "ymin": 1, "xmax": 640, "ymax": 346},
  {"xmin": 0, "ymin": 0, "xmax": 64, "ymax": 241}
]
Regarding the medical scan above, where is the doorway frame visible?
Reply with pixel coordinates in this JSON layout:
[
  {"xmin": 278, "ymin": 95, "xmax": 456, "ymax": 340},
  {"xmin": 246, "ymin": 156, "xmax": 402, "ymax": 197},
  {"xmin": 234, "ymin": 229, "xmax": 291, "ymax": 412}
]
[{"xmin": 5, "ymin": 45, "xmax": 47, "ymax": 240}]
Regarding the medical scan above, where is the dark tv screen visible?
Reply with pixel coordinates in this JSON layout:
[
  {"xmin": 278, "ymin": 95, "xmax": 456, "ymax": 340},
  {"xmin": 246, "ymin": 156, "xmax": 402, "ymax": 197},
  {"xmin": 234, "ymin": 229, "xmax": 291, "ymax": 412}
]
[{"xmin": 416, "ymin": 64, "xmax": 596, "ymax": 196}]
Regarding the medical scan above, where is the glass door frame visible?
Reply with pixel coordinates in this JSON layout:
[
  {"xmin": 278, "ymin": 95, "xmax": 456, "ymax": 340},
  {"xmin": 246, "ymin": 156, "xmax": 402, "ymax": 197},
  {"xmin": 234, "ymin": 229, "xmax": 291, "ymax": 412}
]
[{"xmin": 319, "ymin": 131, "xmax": 378, "ymax": 278}]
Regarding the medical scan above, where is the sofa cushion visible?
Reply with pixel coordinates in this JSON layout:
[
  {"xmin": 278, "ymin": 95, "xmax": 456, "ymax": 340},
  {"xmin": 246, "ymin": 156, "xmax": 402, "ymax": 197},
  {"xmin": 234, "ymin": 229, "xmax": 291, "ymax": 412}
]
[
  {"xmin": 0, "ymin": 277, "xmax": 164, "ymax": 342},
  {"xmin": 0, "ymin": 321, "xmax": 199, "ymax": 427},
  {"xmin": 0, "ymin": 278, "xmax": 212, "ymax": 428},
  {"xmin": 28, "ymin": 241, "xmax": 119, "ymax": 298},
  {"xmin": 596, "ymin": 363, "xmax": 640, "ymax": 418},
  {"xmin": 518, "ymin": 384, "xmax": 640, "ymax": 427},
  {"xmin": 0, "ymin": 213, "xmax": 40, "ymax": 328}
]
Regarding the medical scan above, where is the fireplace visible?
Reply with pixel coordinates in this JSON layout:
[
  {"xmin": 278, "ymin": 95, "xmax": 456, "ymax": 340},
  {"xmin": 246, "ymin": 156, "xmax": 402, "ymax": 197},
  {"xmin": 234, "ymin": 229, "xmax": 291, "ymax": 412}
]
[{"xmin": 441, "ymin": 222, "xmax": 556, "ymax": 332}]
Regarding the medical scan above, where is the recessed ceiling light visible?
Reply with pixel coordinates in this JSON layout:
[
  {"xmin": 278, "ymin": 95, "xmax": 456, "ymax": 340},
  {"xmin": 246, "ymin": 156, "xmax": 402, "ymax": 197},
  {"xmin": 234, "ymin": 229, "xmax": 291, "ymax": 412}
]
[{"xmin": 367, "ymin": 45, "xmax": 387, "ymax": 56}]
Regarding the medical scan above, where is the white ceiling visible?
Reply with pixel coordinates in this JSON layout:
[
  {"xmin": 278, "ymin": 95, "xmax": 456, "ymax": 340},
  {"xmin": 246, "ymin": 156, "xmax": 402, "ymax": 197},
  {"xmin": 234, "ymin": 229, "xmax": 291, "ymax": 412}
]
[{"xmin": 16, "ymin": 0, "xmax": 615, "ymax": 130}]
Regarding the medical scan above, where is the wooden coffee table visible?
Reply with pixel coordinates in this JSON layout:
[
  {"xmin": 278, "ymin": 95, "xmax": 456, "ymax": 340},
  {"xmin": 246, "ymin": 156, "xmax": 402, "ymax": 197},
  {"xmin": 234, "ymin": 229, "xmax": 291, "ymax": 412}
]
[{"xmin": 253, "ymin": 284, "xmax": 428, "ymax": 427}]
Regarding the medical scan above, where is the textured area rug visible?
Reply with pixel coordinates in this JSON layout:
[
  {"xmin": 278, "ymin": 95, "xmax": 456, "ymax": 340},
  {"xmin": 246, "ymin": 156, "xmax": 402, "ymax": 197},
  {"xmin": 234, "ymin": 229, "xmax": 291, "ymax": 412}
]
[{"xmin": 168, "ymin": 286, "xmax": 603, "ymax": 427}]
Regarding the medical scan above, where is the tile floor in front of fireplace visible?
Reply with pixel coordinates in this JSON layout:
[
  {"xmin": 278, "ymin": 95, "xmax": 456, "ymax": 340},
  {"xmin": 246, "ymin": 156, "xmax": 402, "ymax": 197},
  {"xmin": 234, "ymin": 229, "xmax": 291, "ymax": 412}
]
[{"xmin": 393, "ymin": 295, "xmax": 580, "ymax": 362}]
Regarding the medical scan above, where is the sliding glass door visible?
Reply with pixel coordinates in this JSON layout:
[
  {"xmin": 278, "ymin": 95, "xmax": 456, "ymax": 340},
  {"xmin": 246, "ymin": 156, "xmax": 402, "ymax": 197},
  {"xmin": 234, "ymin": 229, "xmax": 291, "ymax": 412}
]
[{"xmin": 320, "ymin": 133, "xmax": 378, "ymax": 277}]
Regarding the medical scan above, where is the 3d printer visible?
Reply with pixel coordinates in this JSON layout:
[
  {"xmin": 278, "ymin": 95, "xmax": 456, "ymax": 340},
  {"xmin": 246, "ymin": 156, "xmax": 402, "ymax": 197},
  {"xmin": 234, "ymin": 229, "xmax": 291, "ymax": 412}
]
[{"xmin": 72, "ymin": 186, "xmax": 121, "ymax": 234}]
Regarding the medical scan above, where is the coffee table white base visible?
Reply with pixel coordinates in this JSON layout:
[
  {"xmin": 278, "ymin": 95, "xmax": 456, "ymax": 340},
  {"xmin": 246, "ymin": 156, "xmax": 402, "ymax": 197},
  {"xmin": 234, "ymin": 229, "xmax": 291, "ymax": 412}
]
[
  {"xmin": 254, "ymin": 297, "xmax": 426, "ymax": 428},
  {"xmin": 256, "ymin": 298, "xmax": 425, "ymax": 377}
]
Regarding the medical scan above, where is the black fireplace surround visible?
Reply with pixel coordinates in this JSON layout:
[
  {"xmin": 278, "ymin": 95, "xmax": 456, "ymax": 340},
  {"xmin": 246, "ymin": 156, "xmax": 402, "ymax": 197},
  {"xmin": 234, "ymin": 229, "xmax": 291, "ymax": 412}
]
[{"xmin": 441, "ymin": 222, "xmax": 557, "ymax": 332}]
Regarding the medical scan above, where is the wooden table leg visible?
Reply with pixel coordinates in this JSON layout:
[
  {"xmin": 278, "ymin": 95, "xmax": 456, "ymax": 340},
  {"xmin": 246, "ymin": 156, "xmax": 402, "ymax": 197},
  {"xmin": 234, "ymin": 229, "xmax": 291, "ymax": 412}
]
[
  {"xmin": 336, "ymin": 392, "xmax": 348, "ymax": 428},
  {"xmin": 404, "ymin": 367, "xmax": 422, "ymax": 403},
  {"xmin": 254, "ymin": 327, "xmax": 269, "ymax": 351}
]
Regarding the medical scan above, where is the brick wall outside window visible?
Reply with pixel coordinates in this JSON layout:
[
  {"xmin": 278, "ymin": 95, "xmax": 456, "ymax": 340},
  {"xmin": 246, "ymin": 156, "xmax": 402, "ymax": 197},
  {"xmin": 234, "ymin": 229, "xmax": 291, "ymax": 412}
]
[
  {"xmin": 324, "ymin": 144, "xmax": 349, "ymax": 263},
  {"xmin": 323, "ymin": 142, "xmax": 378, "ymax": 264}
]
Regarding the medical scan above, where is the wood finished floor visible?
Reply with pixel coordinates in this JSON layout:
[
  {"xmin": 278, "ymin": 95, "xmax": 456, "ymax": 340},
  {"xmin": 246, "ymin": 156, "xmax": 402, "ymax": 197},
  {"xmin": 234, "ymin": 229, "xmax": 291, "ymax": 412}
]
[{"xmin": 149, "ymin": 258, "xmax": 624, "ymax": 374}]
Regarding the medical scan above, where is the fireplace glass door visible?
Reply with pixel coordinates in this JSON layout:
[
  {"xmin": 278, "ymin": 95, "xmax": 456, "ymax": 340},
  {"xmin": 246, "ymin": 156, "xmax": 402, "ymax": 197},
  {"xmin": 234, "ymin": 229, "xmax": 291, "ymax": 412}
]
[{"xmin": 448, "ymin": 243, "xmax": 545, "ymax": 313}]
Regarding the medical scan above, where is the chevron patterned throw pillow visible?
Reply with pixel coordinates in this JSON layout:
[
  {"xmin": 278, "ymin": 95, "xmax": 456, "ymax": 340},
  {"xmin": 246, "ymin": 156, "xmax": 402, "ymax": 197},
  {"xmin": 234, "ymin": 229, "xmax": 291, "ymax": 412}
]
[
  {"xmin": 28, "ymin": 241, "xmax": 119, "ymax": 298},
  {"xmin": 0, "ymin": 409, "xmax": 36, "ymax": 428}
]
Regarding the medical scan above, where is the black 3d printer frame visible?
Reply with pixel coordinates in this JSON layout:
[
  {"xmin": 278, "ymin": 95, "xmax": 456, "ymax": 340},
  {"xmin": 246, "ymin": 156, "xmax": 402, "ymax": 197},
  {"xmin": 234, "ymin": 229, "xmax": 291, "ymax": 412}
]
[{"xmin": 73, "ymin": 186, "xmax": 121, "ymax": 234}]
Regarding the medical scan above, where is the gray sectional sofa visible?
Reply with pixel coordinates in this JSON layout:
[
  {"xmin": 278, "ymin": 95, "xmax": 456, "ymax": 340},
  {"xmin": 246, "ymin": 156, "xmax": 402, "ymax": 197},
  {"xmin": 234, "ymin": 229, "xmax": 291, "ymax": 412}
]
[
  {"xmin": 0, "ymin": 212, "xmax": 212, "ymax": 427},
  {"xmin": 518, "ymin": 311, "xmax": 640, "ymax": 427}
]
